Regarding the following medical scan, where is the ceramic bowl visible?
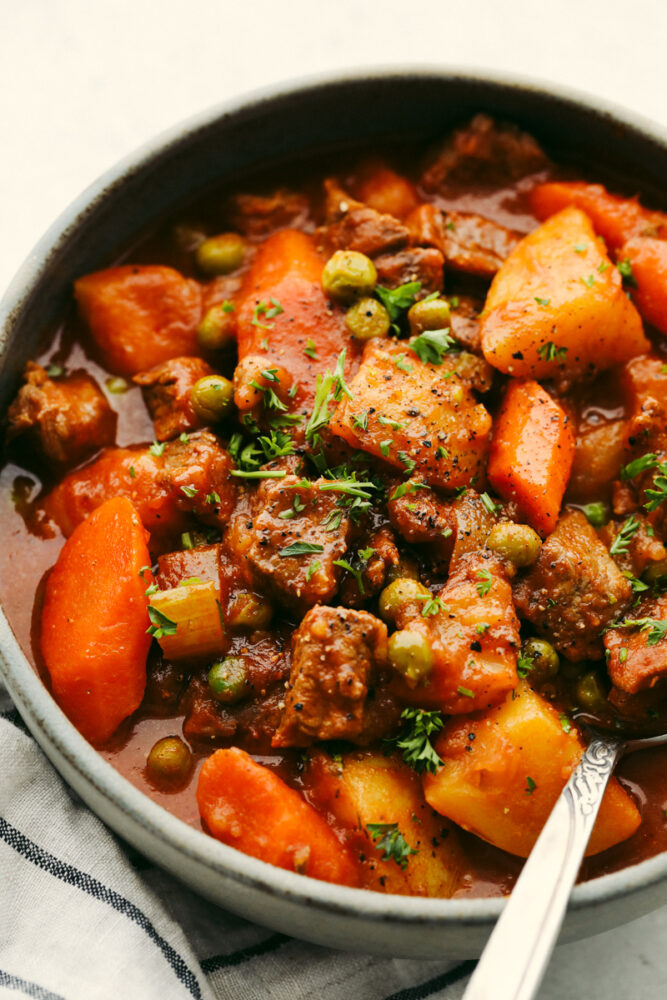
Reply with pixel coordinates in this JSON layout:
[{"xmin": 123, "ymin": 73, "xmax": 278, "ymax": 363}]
[{"xmin": 1, "ymin": 69, "xmax": 667, "ymax": 959}]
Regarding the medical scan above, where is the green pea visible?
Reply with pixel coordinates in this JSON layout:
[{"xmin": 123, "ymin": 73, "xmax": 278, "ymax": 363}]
[
  {"xmin": 386, "ymin": 553, "xmax": 421, "ymax": 584},
  {"xmin": 520, "ymin": 638, "xmax": 560, "ymax": 684},
  {"xmin": 408, "ymin": 297, "xmax": 451, "ymax": 335},
  {"xmin": 190, "ymin": 375, "xmax": 234, "ymax": 423},
  {"xmin": 345, "ymin": 297, "xmax": 390, "ymax": 340},
  {"xmin": 197, "ymin": 303, "xmax": 237, "ymax": 352},
  {"xmin": 196, "ymin": 232, "xmax": 245, "ymax": 276},
  {"xmin": 146, "ymin": 736, "xmax": 192, "ymax": 786},
  {"xmin": 208, "ymin": 657, "xmax": 248, "ymax": 704},
  {"xmin": 486, "ymin": 523, "xmax": 542, "ymax": 569},
  {"xmin": 226, "ymin": 592, "xmax": 274, "ymax": 629},
  {"xmin": 105, "ymin": 376, "xmax": 130, "ymax": 394},
  {"xmin": 581, "ymin": 502, "xmax": 609, "ymax": 528},
  {"xmin": 576, "ymin": 671, "xmax": 607, "ymax": 713},
  {"xmin": 378, "ymin": 577, "xmax": 430, "ymax": 625},
  {"xmin": 388, "ymin": 629, "xmax": 433, "ymax": 686},
  {"xmin": 321, "ymin": 250, "xmax": 377, "ymax": 302}
]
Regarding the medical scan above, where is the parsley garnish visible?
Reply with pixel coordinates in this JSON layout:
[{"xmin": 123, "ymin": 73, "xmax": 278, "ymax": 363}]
[
  {"xmin": 457, "ymin": 685, "xmax": 474, "ymax": 698},
  {"xmin": 304, "ymin": 338, "xmax": 318, "ymax": 360},
  {"xmin": 385, "ymin": 708, "xmax": 444, "ymax": 774},
  {"xmin": 560, "ymin": 714, "xmax": 572, "ymax": 734},
  {"xmin": 475, "ymin": 568, "xmax": 493, "ymax": 597},
  {"xmin": 180, "ymin": 484, "xmax": 198, "ymax": 498},
  {"xmin": 378, "ymin": 415, "xmax": 406, "ymax": 430},
  {"xmin": 230, "ymin": 469, "xmax": 287, "ymax": 479},
  {"xmin": 525, "ymin": 776, "xmax": 537, "ymax": 795},
  {"xmin": 129, "ymin": 466, "xmax": 136, "ymax": 478},
  {"xmin": 380, "ymin": 439, "xmax": 392, "ymax": 457},
  {"xmin": 149, "ymin": 441, "xmax": 166, "ymax": 457},
  {"xmin": 279, "ymin": 494, "xmax": 306, "ymax": 520},
  {"xmin": 581, "ymin": 274, "xmax": 596, "ymax": 288},
  {"xmin": 306, "ymin": 559, "xmax": 321, "ymax": 582},
  {"xmin": 397, "ymin": 451, "xmax": 416, "ymax": 475},
  {"xmin": 517, "ymin": 654, "xmax": 534, "ymax": 679},
  {"xmin": 409, "ymin": 328, "xmax": 457, "ymax": 365},
  {"xmin": 146, "ymin": 606, "xmax": 178, "ymax": 639},
  {"xmin": 278, "ymin": 542, "xmax": 324, "ymax": 558},
  {"xmin": 367, "ymin": 822, "xmax": 417, "ymax": 869},
  {"xmin": 617, "ymin": 259, "xmax": 637, "ymax": 287},
  {"xmin": 622, "ymin": 571, "xmax": 649, "ymax": 596},
  {"xmin": 416, "ymin": 594, "xmax": 445, "ymax": 617},
  {"xmin": 435, "ymin": 446, "xmax": 449, "ymax": 460},
  {"xmin": 537, "ymin": 341, "xmax": 568, "ymax": 362},
  {"xmin": 375, "ymin": 281, "xmax": 421, "ymax": 335},
  {"xmin": 610, "ymin": 617, "xmax": 667, "ymax": 646},
  {"xmin": 305, "ymin": 349, "xmax": 352, "ymax": 441},
  {"xmin": 352, "ymin": 411, "xmax": 369, "ymax": 431},
  {"xmin": 394, "ymin": 353, "xmax": 414, "ymax": 373},
  {"xmin": 581, "ymin": 501, "xmax": 608, "ymax": 527},
  {"xmin": 205, "ymin": 491, "xmax": 221, "ymax": 505},
  {"xmin": 609, "ymin": 515, "xmax": 640, "ymax": 556},
  {"xmin": 620, "ymin": 453, "xmax": 659, "ymax": 480},
  {"xmin": 475, "ymin": 622, "xmax": 490, "ymax": 635},
  {"xmin": 573, "ymin": 243, "xmax": 587, "ymax": 254},
  {"xmin": 251, "ymin": 298, "xmax": 283, "ymax": 330},
  {"xmin": 645, "ymin": 467, "xmax": 667, "ymax": 511},
  {"xmin": 480, "ymin": 492, "xmax": 501, "ymax": 516},
  {"xmin": 534, "ymin": 296, "xmax": 551, "ymax": 307}
]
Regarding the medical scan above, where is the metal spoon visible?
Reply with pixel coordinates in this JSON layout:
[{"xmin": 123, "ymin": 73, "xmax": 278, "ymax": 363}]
[{"xmin": 463, "ymin": 722, "xmax": 667, "ymax": 1000}]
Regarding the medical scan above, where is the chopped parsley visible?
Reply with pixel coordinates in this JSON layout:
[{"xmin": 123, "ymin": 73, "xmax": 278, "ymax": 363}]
[
  {"xmin": 525, "ymin": 776, "xmax": 537, "ymax": 795},
  {"xmin": 480, "ymin": 492, "xmax": 501, "ymax": 516},
  {"xmin": 149, "ymin": 440, "xmax": 166, "ymax": 457},
  {"xmin": 306, "ymin": 560, "xmax": 321, "ymax": 582},
  {"xmin": 620, "ymin": 453, "xmax": 659, "ymax": 480},
  {"xmin": 534, "ymin": 296, "xmax": 551, "ymax": 307},
  {"xmin": 205, "ymin": 491, "xmax": 221, "ymax": 506},
  {"xmin": 45, "ymin": 363, "xmax": 64, "ymax": 377},
  {"xmin": 305, "ymin": 349, "xmax": 352, "ymax": 441},
  {"xmin": 537, "ymin": 341, "xmax": 568, "ymax": 363},
  {"xmin": 352, "ymin": 411, "xmax": 369, "ymax": 431},
  {"xmin": 573, "ymin": 243, "xmax": 587, "ymax": 254},
  {"xmin": 278, "ymin": 494, "xmax": 306, "ymax": 520},
  {"xmin": 610, "ymin": 617, "xmax": 667, "ymax": 646},
  {"xmin": 179, "ymin": 484, "xmax": 198, "ymax": 498},
  {"xmin": 146, "ymin": 606, "xmax": 178, "ymax": 639},
  {"xmin": 581, "ymin": 274, "xmax": 596, "ymax": 288},
  {"xmin": 409, "ymin": 328, "xmax": 457, "ymax": 365},
  {"xmin": 609, "ymin": 514, "xmax": 640, "ymax": 556},
  {"xmin": 644, "ymin": 467, "xmax": 667, "ymax": 511},
  {"xmin": 457, "ymin": 685, "xmax": 474, "ymax": 698},
  {"xmin": 378, "ymin": 415, "xmax": 406, "ymax": 430},
  {"xmin": 251, "ymin": 298, "xmax": 283, "ymax": 329},
  {"xmin": 416, "ymin": 594, "xmax": 445, "ymax": 617},
  {"xmin": 129, "ymin": 466, "xmax": 136, "ymax": 478},
  {"xmin": 394, "ymin": 353, "xmax": 414, "ymax": 373},
  {"xmin": 278, "ymin": 542, "xmax": 324, "ymax": 558},
  {"xmin": 379, "ymin": 439, "xmax": 392, "ymax": 457},
  {"xmin": 475, "ymin": 622, "xmax": 490, "ymax": 635},
  {"xmin": 581, "ymin": 501, "xmax": 608, "ymax": 527},
  {"xmin": 304, "ymin": 338, "xmax": 318, "ymax": 360},
  {"xmin": 617, "ymin": 259, "xmax": 637, "ymax": 287},
  {"xmin": 475, "ymin": 568, "xmax": 493, "ymax": 597},
  {"xmin": 517, "ymin": 654, "xmax": 534, "ymax": 679},
  {"xmin": 230, "ymin": 469, "xmax": 287, "ymax": 479},
  {"xmin": 398, "ymin": 451, "xmax": 416, "ymax": 475},
  {"xmin": 559, "ymin": 714, "xmax": 572, "ymax": 734},
  {"xmin": 384, "ymin": 708, "xmax": 445, "ymax": 775},
  {"xmin": 375, "ymin": 281, "xmax": 421, "ymax": 335},
  {"xmin": 367, "ymin": 822, "xmax": 417, "ymax": 869}
]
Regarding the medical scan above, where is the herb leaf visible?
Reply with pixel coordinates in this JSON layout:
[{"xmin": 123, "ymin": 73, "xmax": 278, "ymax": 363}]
[
  {"xmin": 620, "ymin": 453, "xmax": 659, "ymax": 481},
  {"xmin": 609, "ymin": 515, "xmax": 640, "ymax": 556},
  {"xmin": 537, "ymin": 341, "xmax": 568, "ymax": 363},
  {"xmin": 384, "ymin": 707, "xmax": 444, "ymax": 775},
  {"xmin": 366, "ymin": 822, "xmax": 417, "ymax": 869},
  {"xmin": 278, "ymin": 542, "xmax": 325, "ymax": 558},
  {"xmin": 475, "ymin": 568, "xmax": 493, "ymax": 597},
  {"xmin": 409, "ymin": 328, "xmax": 457, "ymax": 365},
  {"xmin": 146, "ymin": 606, "xmax": 178, "ymax": 639}
]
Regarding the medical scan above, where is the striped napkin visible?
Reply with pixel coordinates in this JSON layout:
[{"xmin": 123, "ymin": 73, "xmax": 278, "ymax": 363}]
[{"xmin": 0, "ymin": 681, "xmax": 474, "ymax": 1000}]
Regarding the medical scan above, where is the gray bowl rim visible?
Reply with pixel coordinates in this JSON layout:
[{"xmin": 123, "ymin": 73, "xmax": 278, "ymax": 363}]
[{"xmin": 1, "ymin": 64, "xmax": 667, "ymax": 931}]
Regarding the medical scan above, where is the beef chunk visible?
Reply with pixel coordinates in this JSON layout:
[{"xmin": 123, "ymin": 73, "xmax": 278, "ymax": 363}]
[
  {"xmin": 161, "ymin": 430, "xmax": 237, "ymax": 525},
  {"xmin": 142, "ymin": 648, "xmax": 189, "ymax": 716},
  {"xmin": 229, "ymin": 188, "xmax": 311, "ymax": 238},
  {"xmin": 318, "ymin": 179, "xmax": 410, "ymax": 258},
  {"xmin": 182, "ymin": 676, "xmax": 238, "ymax": 744},
  {"xmin": 134, "ymin": 356, "xmax": 214, "ymax": 441},
  {"xmin": 157, "ymin": 543, "xmax": 223, "ymax": 589},
  {"xmin": 421, "ymin": 114, "xmax": 548, "ymax": 194},
  {"xmin": 449, "ymin": 295, "xmax": 483, "ymax": 354},
  {"xmin": 605, "ymin": 594, "xmax": 667, "ymax": 694},
  {"xmin": 407, "ymin": 203, "xmax": 519, "ymax": 278},
  {"xmin": 388, "ymin": 486, "xmax": 496, "ymax": 572},
  {"xmin": 240, "ymin": 475, "xmax": 353, "ymax": 613},
  {"xmin": 373, "ymin": 246, "xmax": 444, "ymax": 294},
  {"xmin": 6, "ymin": 362, "xmax": 116, "ymax": 467},
  {"xmin": 338, "ymin": 525, "xmax": 400, "ymax": 607},
  {"xmin": 514, "ymin": 510, "xmax": 632, "ymax": 661},
  {"xmin": 273, "ymin": 606, "xmax": 389, "ymax": 747}
]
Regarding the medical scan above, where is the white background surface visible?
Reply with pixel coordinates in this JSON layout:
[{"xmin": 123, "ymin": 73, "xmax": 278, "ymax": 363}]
[{"xmin": 2, "ymin": 0, "xmax": 667, "ymax": 995}]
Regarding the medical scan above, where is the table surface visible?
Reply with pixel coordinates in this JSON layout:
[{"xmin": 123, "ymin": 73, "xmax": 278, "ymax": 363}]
[{"xmin": 2, "ymin": 0, "xmax": 667, "ymax": 995}]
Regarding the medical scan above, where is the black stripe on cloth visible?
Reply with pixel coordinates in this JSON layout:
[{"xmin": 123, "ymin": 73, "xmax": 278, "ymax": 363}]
[
  {"xmin": 0, "ymin": 818, "xmax": 203, "ymax": 1000},
  {"xmin": 0, "ymin": 968, "xmax": 66, "ymax": 1000},
  {"xmin": 383, "ymin": 959, "xmax": 477, "ymax": 1000},
  {"xmin": 201, "ymin": 932, "xmax": 289, "ymax": 973}
]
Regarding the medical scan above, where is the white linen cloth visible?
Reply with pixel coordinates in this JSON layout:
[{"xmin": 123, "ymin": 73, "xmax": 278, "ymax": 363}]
[{"xmin": 3, "ymin": 677, "xmax": 667, "ymax": 999}]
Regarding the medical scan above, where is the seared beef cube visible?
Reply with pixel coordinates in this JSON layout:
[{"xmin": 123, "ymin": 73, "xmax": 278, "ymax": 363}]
[
  {"xmin": 161, "ymin": 430, "xmax": 237, "ymax": 525},
  {"xmin": 449, "ymin": 295, "xmax": 484, "ymax": 355},
  {"xmin": 273, "ymin": 606, "xmax": 388, "ymax": 746},
  {"xmin": 134, "ymin": 356, "xmax": 214, "ymax": 441},
  {"xmin": 373, "ymin": 247, "xmax": 444, "ymax": 294},
  {"xmin": 407, "ymin": 203, "xmax": 519, "ymax": 278},
  {"xmin": 318, "ymin": 179, "xmax": 410, "ymax": 258},
  {"xmin": 605, "ymin": 594, "xmax": 667, "ymax": 695},
  {"xmin": 7, "ymin": 362, "xmax": 116, "ymax": 467},
  {"xmin": 142, "ymin": 648, "xmax": 189, "ymax": 716},
  {"xmin": 182, "ymin": 676, "xmax": 237, "ymax": 743},
  {"xmin": 514, "ymin": 510, "xmax": 632, "ymax": 661},
  {"xmin": 229, "ymin": 188, "xmax": 311, "ymax": 238},
  {"xmin": 157, "ymin": 543, "xmax": 223, "ymax": 589},
  {"xmin": 338, "ymin": 525, "xmax": 400, "ymax": 606},
  {"xmin": 388, "ymin": 486, "xmax": 456, "ymax": 570},
  {"xmin": 244, "ymin": 475, "xmax": 353, "ymax": 613},
  {"xmin": 421, "ymin": 114, "xmax": 548, "ymax": 194}
]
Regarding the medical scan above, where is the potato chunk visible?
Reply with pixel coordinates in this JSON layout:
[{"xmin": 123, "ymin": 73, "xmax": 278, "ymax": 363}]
[
  {"xmin": 330, "ymin": 340, "xmax": 491, "ymax": 490},
  {"xmin": 480, "ymin": 207, "xmax": 648, "ymax": 379},
  {"xmin": 303, "ymin": 750, "xmax": 464, "ymax": 896},
  {"xmin": 423, "ymin": 681, "xmax": 641, "ymax": 858}
]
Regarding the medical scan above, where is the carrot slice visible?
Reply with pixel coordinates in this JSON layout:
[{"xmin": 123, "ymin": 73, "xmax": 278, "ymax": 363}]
[
  {"xmin": 530, "ymin": 181, "xmax": 667, "ymax": 251},
  {"xmin": 488, "ymin": 379, "xmax": 575, "ymax": 536},
  {"xmin": 619, "ymin": 237, "xmax": 667, "ymax": 335},
  {"xmin": 41, "ymin": 496, "xmax": 153, "ymax": 743},
  {"xmin": 75, "ymin": 265, "xmax": 202, "ymax": 376},
  {"xmin": 234, "ymin": 229, "xmax": 359, "ymax": 408},
  {"xmin": 197, "ymin": 747, "xmax": 359, "ymax": 886}
]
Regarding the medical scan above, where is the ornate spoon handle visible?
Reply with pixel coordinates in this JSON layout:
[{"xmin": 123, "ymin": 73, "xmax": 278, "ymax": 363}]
[{"xmin": 463, "ymin": 733, "xmax": 624, "ymax": 1000}]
